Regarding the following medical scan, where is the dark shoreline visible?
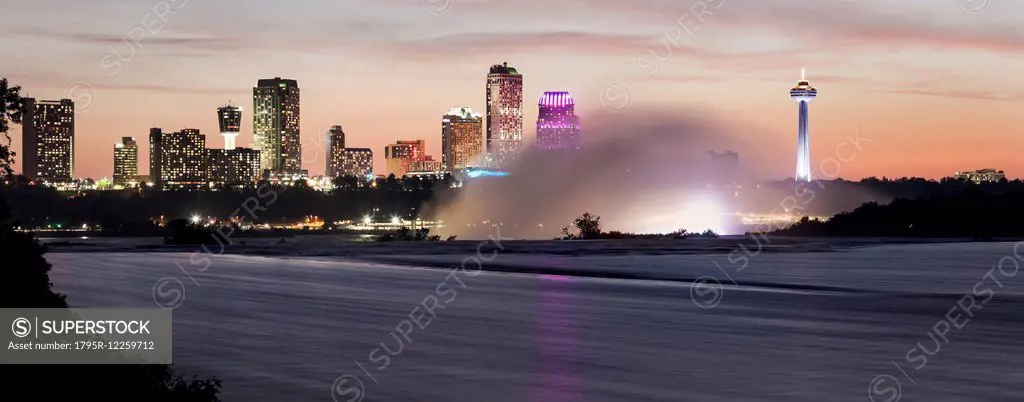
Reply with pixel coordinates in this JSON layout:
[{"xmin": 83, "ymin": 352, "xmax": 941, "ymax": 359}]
[{"xmin": 41, "ymin": 235, "xmax": 1023, "ymax": 255}]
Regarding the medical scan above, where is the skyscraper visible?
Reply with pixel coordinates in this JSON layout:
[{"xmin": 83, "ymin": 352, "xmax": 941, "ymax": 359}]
[
  {"xmin": 253, "ymin": 77, "xmax": 300, "ymax": 174},
  {"xmin": 791, "ymin": 69, "xmax": 816, "ymax": 182},
  {"xmin": 486, "ymin": 62, "xmax": 523, "ymax": 169},
  {"xmin": 326, "ymin": 125, "xmax": 346, "ymax": 178},
  {"xmin": 161, "ymin": 129, "xmax": 207, "ymax": 190},
  {"xmin": 21, "ymin": 98, "xmax": 74, "ymax": 182},
  {"xmin": 536, "ymin": 91, "xmax": 581, "ymax": 151},
  {"xmin": 113, "ymin": 137, "xmax": 138, "ymax": 186},
  {"xmin": 149, "ymin": 128, "xmax": 163, "ymax": 188},
  {"xmin": 441, "ymin": 107, "xmax": 483, "ymax": 171},
  {"xmin": 218, "ymin": 102, "xmax": 242, "ymax": 150}
]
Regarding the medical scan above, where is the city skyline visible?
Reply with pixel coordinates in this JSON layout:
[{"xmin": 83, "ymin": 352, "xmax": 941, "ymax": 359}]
[{"xmin": 2, "ymin": 0, "xmax": 1022, "ymax": 179}]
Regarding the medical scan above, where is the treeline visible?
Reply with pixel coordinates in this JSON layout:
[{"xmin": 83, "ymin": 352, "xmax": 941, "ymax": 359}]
[
  {"xmin": 775, "ymin": 188, "xmax": 1024, "ymax": 237},
  {"xmin": 744, "ymin": 176, "xmax": 1024, "ymax": 217},
  {"xmin": 1, "ymin": 174, "xmax": 457, "ymax": 229},
  {"xmin": 4, "ymin": 173, "xmax": 1023, "ymax": 232}
]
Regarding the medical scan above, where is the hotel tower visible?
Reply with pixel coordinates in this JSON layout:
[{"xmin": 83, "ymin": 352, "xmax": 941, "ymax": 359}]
[
  {"xmin": 485, "ymin": 62, "xmax": 523, "ymax": 169},
  {"xmin": 536, "ymin": 91, "xmax": 581, "ymax": 151},
  {"xmin": 253, "ymin": 78, "xmax": 301, "ymax": 174}
]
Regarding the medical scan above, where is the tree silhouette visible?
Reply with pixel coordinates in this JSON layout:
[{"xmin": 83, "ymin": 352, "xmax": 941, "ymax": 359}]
[{"xmin": 0, "ymin": 77, "xmax": 23, "ymax": 177}]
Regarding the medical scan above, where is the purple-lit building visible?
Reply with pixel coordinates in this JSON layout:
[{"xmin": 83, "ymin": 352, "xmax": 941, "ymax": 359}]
[{"xmin": 536, "ymin": 91, "xmax": 581, "ymax": 151}]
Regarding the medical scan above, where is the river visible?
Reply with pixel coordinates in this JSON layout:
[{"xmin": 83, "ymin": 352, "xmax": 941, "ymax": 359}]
[{"xmin": 47, "ymin": 241, "xmax": 1024, "ymax": 401}]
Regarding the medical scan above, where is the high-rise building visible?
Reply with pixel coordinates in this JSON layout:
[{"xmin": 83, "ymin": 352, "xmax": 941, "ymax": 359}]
[
  {"xmin": 218, "ymin": 102, "xmax": 242, "ymax": 150},
  {"xmin": 486, "ymin": 62, "xmax": 523, "ymax": 169},
  {"xmin": 161, "ymin": 129, "xmax": 207, "ymax": 189},
  {"xmin": 384, "ymin": 140, "xmax": 426, "ymax": 177},
  {"xmin": 441, "ymin": 107, "xmax": 483, "ymax": 171},
  {"xmin": 149, "ymin": 128, "xmax": 163, "ymax": 188},
  {"xmin": 113, "ymin": 137, "xmax": 138, "ymax": 186},
  {"xmin": 338, "ymin": 148, "xmax": 373, "ymax": 178},
  {"xmin": 21, "ymin": 98, "xmax": 74, "ymax": 182},
  {"xmin": 536, "ymin": 91, "xmax": 581, "ymax": 151},
  {"xmin": 253, "ymin": 77, "xmax": 301, "ymax": 174},
  {"xmin": 326, "ymin": 125, "xmax": 346, "ymax": 178},
  {"xmin": 207, "ymin": 148, "xmax": 261, "ymax": 187},
  {"xmin": 791, "ymin": 69, "xmax": 816, "ymax": 182}
]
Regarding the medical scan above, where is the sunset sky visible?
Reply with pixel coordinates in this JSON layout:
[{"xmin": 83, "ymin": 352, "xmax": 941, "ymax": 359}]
[{"xmin": 2, "ymin": 0, "xmax": 1022, "ymax": 180}]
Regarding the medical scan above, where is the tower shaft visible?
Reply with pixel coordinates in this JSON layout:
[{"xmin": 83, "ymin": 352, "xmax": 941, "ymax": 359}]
[{"xmin": 796, "ymin": 100, "xmax": 811, "ymax": 181}]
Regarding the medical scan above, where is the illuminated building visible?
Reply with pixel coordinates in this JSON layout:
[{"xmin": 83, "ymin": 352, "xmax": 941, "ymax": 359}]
[
  {"xmin": 384, "ymin": 140, "xmax": 425, "ymax": 177},
  {"xmin": 207, "ymin": 148, "xmax": 261, "ymax": 187},
  {"xmin": 486, "ymin": 62, "xmax": 523, "ymax": 169},
  {"xmin": 149, "ymin": 128, "xmax": 163, "ymax": 188},
  {"xmin": 441, "ymin": 107, "xmax": 483, "ymax": 171},
  {"xmin": 253, "ymin": 77, "xmax": 301, "ymax": 174},
  {"xmin": 409, "ymin": 156, "xmax": 441, "ymax": 173},
  {"xmin": 791, "ymin": 69, "xmax": 817, "ymax": 182},
  {"xmin": 265, "ymin": 170, "xmax": 309, "ymax": 186},
  {"xmin": 338, "ymin": 148, "xmax": 373, "ymax": 178},
  {"xmin": 160, "ymin": 129, "xmax": 207, "ymax": 190},
  {"xmin": 218, "ymin": 102, "xmax": 242, "ymax": 150},
  {"xmin": 22, "ymin": 98, "xmax": 74, "ymax": 182},
  {"xmin": 326, "ymin": 125, "xmax": 346, "ymax": 177},
  {"xmin": 953, "ymin": 169, "xmax": 1005, "ymax": 183},
  {"xmin": 113, "ymin": 137, "xmax": 138, "ymax": 186},
  {"xmin": 536, "ymin": 91, "xmax": 581, "ymax": 151}
]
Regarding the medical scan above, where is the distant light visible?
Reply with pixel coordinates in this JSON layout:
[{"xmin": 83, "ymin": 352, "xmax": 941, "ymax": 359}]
[
  {"xmin": 362, "ymin": 215, "xmax": 373, "ymax": 225},
  {"xmin": 81, "ymin": 224, "xmax": 87, "ymax": 229},
  {"xmin": 190, "ymin": 215, "xmax": 201, "ymax": 224},
  {"xmin": 391, "ymin": 216, "xmax": 401, "ymax": 225},
  {"xmin": 467, "ymin": 169, "xmax": 510, "ymax": 178}
]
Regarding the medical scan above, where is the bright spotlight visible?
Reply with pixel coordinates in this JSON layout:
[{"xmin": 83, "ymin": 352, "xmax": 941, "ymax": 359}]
[
  {"xmin": 362, "ymin": 215, "xmax": 373, "ymax": 225},
  {"xmin": 679, "ymin": 198, "xmax": 724, "ymax": 234},
  {"xmin": 190, "ymin": 215, "xmax": 201, "ymax": 224},
  {"xmin": 391, "ymin": 216, "xmax": 401, "ymax": 225}
]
